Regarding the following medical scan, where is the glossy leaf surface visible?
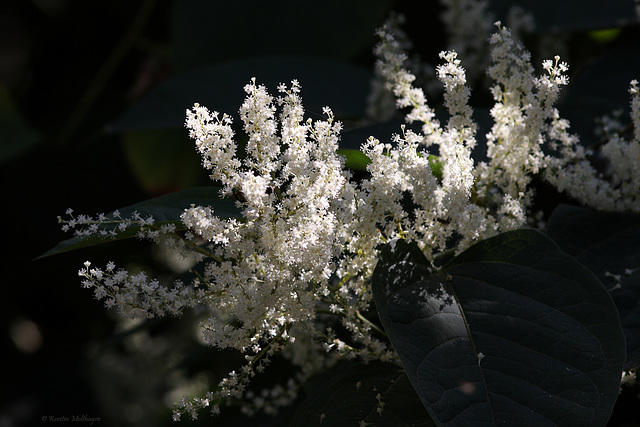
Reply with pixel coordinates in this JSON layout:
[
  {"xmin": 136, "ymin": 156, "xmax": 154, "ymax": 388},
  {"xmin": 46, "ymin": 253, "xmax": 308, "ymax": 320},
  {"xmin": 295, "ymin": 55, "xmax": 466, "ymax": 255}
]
[
  {"xmin": 372, "ymin": 231, "xmax": 625, "ymax": 425},
  {"xmin": 548, "ymin": 204, "xmax": 640, "ymax": 369}
]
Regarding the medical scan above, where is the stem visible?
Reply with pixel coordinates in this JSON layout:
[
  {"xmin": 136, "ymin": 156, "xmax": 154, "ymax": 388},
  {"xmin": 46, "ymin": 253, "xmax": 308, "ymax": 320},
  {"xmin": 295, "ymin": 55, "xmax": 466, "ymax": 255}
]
[{"xmin": 355, "ymin": 310, "xmax": 388, "ymax": 340}]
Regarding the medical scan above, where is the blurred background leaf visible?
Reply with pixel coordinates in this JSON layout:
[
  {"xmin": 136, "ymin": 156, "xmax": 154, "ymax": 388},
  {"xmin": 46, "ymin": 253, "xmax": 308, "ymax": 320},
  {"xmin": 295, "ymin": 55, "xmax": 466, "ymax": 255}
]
[
  {"xmin": 108, "ymin": 56, "xmax": 373, "ymax": 132},
  {"xmin": 170, "ymin": 0, "xmax": 394, "ymax": 70}
]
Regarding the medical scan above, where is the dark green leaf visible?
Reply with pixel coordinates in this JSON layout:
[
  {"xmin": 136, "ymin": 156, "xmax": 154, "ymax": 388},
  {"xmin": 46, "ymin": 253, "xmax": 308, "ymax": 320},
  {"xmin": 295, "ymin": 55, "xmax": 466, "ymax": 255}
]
[
  {"xmin": 372, "ymin": 231, "xmax": 625, "ymax": 426},
  {"xmin": 39, "ymin": 187, "xmax": 241, "ymax": 258},
  {"xmin": 107, "ymin": 56, "xmax": 372, "ymax": 132},
  {"xmin": 171, "ymin": 0, "xmax": 392, "ymax": 69},
  {"xmin": 291, "ymin": 361, "xmax": 434, "ymax": 426},
  {"xmin": 547, "ymin": 204, "xmax": 640, "ymax": 369}
]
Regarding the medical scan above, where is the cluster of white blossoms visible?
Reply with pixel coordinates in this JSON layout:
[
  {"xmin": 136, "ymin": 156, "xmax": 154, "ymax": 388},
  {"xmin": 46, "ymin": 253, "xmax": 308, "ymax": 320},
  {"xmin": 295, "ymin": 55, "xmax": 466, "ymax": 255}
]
[
  {"xmin": 59, "ymin": 16, "xmax": 640, "ymax": 421},
  {"xmin": 181, "ymin": 79, "xmax": 352, "ymax": 351},
  {"xmin": 59, "ymin": 208, "xmax": 156, "ymax": 239}
]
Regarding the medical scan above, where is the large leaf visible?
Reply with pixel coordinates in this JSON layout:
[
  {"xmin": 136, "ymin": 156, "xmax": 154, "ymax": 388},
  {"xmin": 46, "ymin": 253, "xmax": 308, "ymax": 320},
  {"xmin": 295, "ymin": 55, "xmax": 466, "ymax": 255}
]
[
  {"xmin": 106, "ymin": 56, "xmax": 372, "ymax": 132},
  {"xmin": 291, "ymin": 361, "xmax": 435, "ymax": 426},
  {"xmin": 547, "ymin": 204, "xmax": 640, "ymax": 370},
  {"xmin": 372, "ymin": 231, "xmax": 625, "ymax": 426},
  {"xmin": 39, "ymin": 187, "xmax": 241, "ymax": 258},
  {"xmin": 170, "ymin": 0, "xmax": 392, "ymax": 70}
]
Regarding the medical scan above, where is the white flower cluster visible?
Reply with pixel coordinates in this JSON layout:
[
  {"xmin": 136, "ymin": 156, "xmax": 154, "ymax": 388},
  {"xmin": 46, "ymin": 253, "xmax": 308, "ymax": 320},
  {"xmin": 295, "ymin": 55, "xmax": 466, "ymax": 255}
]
[
  {"xmin": 62, "ymin": 16, "xmax": 639, "ymax": 421},
  {"xmin": 366, "ymin": 12, "xmax": 412, "ymax": 123},
  {"xmin": 59, "ymin": 208, "xmax": 156, "ymax": 239},
  {"xmin": 58, "ymin": 208, "xmax": 185, "ymax": 250},
  {"xmin": 476, "ymin": 24, "xmax": 565, "ymax": 208},
  {"xmin": 78, "ymin": 261, "xmax": 203, "ymax": 319},
  {"xmin": 471, "ymin": 23, "xmax": 640, "ymax": 215},
  {"xmin": 371, "ymin": 19, "xmax": 528, "ymax": 253},
  {"xmin": 182, "ymin": 79, "xmax": 351, "ymax": 350}
]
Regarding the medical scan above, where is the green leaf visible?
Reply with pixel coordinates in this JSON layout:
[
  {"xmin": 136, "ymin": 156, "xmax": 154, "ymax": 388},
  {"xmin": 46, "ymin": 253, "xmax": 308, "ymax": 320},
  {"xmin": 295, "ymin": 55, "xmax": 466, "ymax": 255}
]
[
  {"xmin": 427, "ymin": 155, "xmax": 443, "ymax": 181},
  {"xmin": 547, "ymin": 204, "xmax": 640, "ymax": 369},
  {"xmin": 372, "ymin": 230, "xmax": 625, "ymax": 426},
  {"xmin": 588, "ymin": 28, "xmax": 622, "ymax": 43},
  {"xmin": 107, "ymin": 56, "xmax": 372, "ymax": 132},
  {"xmin": 337, "ymin": 148, "xmax": 370, "ymax": 171},
  {"xmin": 489, "ymin": 0, "xmax": 639, "ymax": 33},
  {"xmin": 291, "ymin": 361, "xmax": 435, "ymax": 426},
  {"xmin": 39, "ymin": 187, "xmax": 241, "ymax": 259}
]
